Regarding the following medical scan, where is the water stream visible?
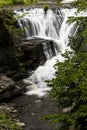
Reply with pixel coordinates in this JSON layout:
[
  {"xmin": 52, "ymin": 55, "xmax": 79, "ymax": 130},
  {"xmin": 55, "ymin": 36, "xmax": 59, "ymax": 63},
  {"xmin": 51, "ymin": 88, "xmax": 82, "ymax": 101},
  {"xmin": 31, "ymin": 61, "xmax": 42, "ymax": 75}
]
[
  {"xmin": 61, "ymin": 0, "xmax": 76, "ymax": 3},
  {"xmin": 15, "ymin": 7, "xmax": 79, "ymax": 96}
]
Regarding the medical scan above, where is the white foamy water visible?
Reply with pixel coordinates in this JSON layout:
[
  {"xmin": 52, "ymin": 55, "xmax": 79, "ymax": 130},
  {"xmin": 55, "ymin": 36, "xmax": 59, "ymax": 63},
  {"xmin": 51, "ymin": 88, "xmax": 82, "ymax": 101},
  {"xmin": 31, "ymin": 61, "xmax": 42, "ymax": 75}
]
[
  {"xmin": 15, "ymin": 8, "xmax": 79, "ymax": 97},
  {"xmin": 61, "ymin": 0, "xmax": 76, "ymax": 3}
]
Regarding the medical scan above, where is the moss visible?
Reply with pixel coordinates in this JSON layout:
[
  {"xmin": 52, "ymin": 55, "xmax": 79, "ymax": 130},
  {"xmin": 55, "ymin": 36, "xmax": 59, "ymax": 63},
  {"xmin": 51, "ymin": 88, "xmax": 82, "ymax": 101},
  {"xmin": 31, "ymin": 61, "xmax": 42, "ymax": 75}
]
[
  {"xmin": 56, "ymin": 0, "xmax": 62, "ymax": 5},
  {"xmin": 0, "ymin": 0, "xmax": 39, "ymax": 7},
  {"xmin": 0, "ymin": 113, "xmax": 22, "ymax": 130},
  {"xmin": 0, "ymin": 0, "xmax": 12, "ymax": 7},
  {"xmin": 4, "ymin": 12, "xmax": 21, "ymax": 34}
]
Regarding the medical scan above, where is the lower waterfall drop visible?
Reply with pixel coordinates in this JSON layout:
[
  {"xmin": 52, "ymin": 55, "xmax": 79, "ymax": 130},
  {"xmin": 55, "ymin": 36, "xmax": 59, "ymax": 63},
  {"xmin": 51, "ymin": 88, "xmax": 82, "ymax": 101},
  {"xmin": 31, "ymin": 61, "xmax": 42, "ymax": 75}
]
[{"xmin": 15, "ymin": 8, "xmax": 78, "ymax": 97}]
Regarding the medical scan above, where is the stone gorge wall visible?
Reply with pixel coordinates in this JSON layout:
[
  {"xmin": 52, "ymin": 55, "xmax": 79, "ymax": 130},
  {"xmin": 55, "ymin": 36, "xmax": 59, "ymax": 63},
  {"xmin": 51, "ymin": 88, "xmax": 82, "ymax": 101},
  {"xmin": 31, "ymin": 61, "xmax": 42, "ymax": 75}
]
[
  {"xmin": 0, "ymin": 10, "xmax": 23, "ymax": 101},
  {"xmin": 0, "ymin": 9, "xmax": 51, "ymax": 73},
  {"xmin": 0, "ymin": 9, "xmax": 55, "ymax": 101},
  {"xmin": 0, "ymin": 10, "xmax": 19, "ymax": 74}
]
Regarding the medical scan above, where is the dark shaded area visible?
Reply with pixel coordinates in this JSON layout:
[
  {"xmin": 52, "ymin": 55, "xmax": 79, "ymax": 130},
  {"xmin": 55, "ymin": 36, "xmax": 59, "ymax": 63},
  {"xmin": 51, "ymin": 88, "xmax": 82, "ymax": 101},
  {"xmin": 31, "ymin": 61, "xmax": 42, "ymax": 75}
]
[{"xmin": 0, "ymin": 10, "xmax": 19, "ymax": 73}]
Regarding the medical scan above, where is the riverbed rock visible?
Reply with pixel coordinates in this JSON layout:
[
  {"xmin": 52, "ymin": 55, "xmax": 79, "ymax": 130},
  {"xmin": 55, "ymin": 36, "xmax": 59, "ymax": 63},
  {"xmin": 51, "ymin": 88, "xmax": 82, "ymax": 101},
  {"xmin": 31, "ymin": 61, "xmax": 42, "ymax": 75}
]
[{"xmin": 0, "ymin": 75, "xmax": 22, "ymax": 102}]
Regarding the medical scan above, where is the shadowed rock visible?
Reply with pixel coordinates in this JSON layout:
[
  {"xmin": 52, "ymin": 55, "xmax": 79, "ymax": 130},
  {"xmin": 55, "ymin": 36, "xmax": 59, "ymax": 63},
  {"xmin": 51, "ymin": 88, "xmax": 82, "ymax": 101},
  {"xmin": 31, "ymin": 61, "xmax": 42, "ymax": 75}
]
[
  {"xmin": 15, "ymin": 37, "xmax": 58, "ymax": 70},
  {"xmin": 0, "ymin": 10, "xmax": 19, "ymax": 73},
  {"xmin": 0, "ymin": 75, "xmax": 22, "ymax": 102}
]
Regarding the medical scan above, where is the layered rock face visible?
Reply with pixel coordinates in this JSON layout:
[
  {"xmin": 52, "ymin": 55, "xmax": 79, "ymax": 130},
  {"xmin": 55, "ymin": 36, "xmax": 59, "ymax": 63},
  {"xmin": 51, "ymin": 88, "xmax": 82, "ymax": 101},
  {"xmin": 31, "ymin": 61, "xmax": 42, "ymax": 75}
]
[{"xmin": 15, "ymin": 38, "xmax": 56, "ymax": 70}]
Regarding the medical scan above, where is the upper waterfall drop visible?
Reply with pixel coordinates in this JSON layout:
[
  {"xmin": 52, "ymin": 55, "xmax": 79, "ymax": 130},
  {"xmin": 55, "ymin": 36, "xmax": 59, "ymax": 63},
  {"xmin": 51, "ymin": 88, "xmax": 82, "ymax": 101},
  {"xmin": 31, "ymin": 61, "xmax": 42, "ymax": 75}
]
[
  {"xmin": 15, "ymin": 8, "xmax": 64, "ymax": 39},
  {"xmin": 15, "ymin": 8, "xmax": 78, "ymax": 97},
  {"xmin": 61, "ymin": 0, "xmax": 76, "ymax": 3}
]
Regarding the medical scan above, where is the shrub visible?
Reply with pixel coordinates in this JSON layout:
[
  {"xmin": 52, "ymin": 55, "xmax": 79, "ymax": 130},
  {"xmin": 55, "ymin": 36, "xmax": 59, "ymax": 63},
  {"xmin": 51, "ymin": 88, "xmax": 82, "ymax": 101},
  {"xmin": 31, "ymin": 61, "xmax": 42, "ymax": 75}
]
[{"xmin": 12, "ymin": 0, "xmax": 25, "ymax": 5}]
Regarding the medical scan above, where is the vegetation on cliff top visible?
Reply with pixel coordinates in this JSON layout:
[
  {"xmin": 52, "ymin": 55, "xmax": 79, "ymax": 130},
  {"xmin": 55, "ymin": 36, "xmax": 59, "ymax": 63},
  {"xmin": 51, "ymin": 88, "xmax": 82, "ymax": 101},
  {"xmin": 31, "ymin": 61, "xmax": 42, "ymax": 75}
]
[
  {"xmin": 0, "ymin": 0, "xmax": 38, "ymax": 7},
  {"xmin": 0, "ymin": 0, "xmax": 62, "ymax": 7}
]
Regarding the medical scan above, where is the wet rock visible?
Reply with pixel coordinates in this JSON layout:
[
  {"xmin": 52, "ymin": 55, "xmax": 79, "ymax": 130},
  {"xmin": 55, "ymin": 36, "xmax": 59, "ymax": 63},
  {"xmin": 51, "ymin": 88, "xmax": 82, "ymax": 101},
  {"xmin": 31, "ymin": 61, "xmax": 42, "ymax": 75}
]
[
  {"xmin": 15, "ymin": 37, "xmax": 58, "ymax": 70},
  {"xmin": 15, "ymin": 38, "xmax": 46, "ymax": 70},
  {"xmin": 0, "ymin": 75, "xmax": 22, "ymax": 102},
  {"xmin": 7, "ymin": 69, "xmax": 29, "ymax": 81}
]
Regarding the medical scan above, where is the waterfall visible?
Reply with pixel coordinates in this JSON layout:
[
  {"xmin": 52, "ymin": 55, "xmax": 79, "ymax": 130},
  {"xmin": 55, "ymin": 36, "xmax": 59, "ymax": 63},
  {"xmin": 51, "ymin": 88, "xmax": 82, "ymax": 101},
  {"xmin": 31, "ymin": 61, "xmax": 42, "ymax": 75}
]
[
  {"xmin": 15, "ymin": 8, "xmax": 64, "ymax": 39},
  {"xmin": 61, "ymin": 0, "xmax": 76, "ymax": 3},
  {"xmin": 15, "ymin": 8, "xmax": 78, "ymax": 97}
]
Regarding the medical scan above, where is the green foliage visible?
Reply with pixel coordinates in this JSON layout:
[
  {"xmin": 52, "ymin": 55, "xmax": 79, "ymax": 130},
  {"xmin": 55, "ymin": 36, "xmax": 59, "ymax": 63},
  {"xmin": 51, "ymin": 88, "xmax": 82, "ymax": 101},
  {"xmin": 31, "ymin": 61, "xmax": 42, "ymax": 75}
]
[
  {"xmin": 12, "ymin": 0, "xmax": 33, "ymax": 5},
  {"xmin": 47, "ymin": 51, "xmax": 87, "ymax": 129},
  {"xmin": 0, "ymin": 0, "xmax": 12, "ymax": 7},
  {"xmin": 0, "ymin": 0, "xmax": 38, "ymax": 6},
  {"xmin": 74, "ymin": 0, "xmax": 87, "ymax": 12},
  {"xmin": 4, "ymin": 13, "xmax": 16, "ymax": 29},
  {"xmin": 3, "ymin": 12, "xmax": 22, "ymax": 36},
  {"xmin": 0, "ymin": 113, "xmax": 22, "ymax": 130},
  {"xmin": 68, "ymin": 16, "xmax": 87, "ymax": 51},
  {"xmin": 48, "ymin": 51, "xmax": 87, "ymax": 105},
  {"xmin": 46, "ymin": 0, "xmax": 87, "ymax": 130},
  {"xmin": 12, "ymin": 0, "xmax": 25, "ymax": 4},
  {"xmin": 56, "ymin": 0, "xmax": 62, "ymax": 5}
]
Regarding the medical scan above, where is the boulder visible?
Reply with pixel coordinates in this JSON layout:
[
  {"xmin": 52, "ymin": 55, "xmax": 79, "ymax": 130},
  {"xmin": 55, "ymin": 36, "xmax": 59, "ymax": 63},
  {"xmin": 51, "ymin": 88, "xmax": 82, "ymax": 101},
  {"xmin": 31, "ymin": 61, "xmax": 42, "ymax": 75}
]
[
  {"xmin": 15, "ymin": 37, "xmax": 58, "ymax": 70},
  {"xmin": 0, "ymin": 75, "xmax": 22, "ymax": 102}
]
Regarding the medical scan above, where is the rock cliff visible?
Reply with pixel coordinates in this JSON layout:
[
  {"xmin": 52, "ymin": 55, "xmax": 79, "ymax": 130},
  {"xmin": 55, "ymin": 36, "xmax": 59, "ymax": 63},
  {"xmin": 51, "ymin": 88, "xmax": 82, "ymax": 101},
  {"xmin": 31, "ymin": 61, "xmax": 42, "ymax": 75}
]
[{"xmin": 0, "ymin": 9, "xmax": 57, "ymax": 101}]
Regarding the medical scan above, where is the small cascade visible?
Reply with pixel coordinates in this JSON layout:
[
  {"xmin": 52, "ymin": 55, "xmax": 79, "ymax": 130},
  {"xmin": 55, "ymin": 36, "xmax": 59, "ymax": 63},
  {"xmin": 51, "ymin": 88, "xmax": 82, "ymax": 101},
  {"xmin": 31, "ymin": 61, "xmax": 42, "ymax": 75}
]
[
  {"xmin": 15, "ymin": 8, "xmax": 65, "ymax": 60},
  {"xmin": 15, "ymin": 8, "xmax": 78, "ymax": 96},
  {"xmin": 15, "ymin": 8, "xmax": 64, "ymax": 39},
  {"xmin": 42, "ymin": 40, "xmax": 59, "ymax": 60}
]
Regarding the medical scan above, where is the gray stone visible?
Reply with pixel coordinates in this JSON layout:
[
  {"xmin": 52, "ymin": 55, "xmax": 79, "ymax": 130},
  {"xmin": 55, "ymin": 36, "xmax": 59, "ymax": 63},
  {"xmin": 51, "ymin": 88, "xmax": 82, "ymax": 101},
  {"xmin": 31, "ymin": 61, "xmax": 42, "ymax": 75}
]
[{"xmin": 0, "ymin": 75, "xmax": 22, "ymax": 102}]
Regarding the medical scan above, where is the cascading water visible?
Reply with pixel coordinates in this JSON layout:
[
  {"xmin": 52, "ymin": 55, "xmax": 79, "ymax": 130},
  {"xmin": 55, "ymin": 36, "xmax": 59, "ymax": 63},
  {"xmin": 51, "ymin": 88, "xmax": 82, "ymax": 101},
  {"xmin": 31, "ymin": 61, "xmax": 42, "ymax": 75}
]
[
  {"xmin": 15, "ymin": 8, "xmax": 78, "ymax": 96},
  {"xmin": 15, "ymin": 8, "xmax": 64, "ymax": 39},
  {"xmin": 61, "ymin": 0, "xmax": 76, "ymax": 3}
]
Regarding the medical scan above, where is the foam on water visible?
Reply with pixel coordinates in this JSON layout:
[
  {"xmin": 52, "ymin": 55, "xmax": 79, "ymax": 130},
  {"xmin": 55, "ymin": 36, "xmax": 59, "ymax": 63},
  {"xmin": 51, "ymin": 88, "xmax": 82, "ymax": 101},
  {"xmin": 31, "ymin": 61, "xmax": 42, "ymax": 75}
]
[
  {"xmin": 15, "ymin": 8, "xmax": 79, "ymax": 97},
  {"xmin": 61, "ymin": 0, "xmax": 76, "ymax": 3}
]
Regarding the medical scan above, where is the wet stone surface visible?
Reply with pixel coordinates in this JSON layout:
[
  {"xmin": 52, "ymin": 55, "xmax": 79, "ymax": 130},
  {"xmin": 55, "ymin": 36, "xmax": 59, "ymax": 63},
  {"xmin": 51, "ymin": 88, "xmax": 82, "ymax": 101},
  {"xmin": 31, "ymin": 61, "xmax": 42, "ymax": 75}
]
[{"xmin": 10, "ymin": 94, "xmax": 59, "ymax": 130}]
